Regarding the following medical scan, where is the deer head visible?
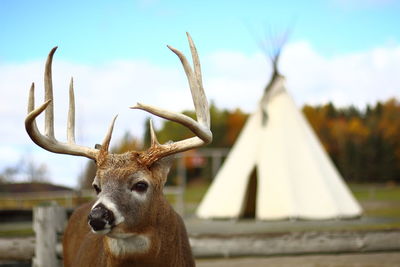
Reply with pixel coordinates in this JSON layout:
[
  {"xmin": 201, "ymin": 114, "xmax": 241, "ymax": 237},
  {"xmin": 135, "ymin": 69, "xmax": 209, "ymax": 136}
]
[{"xmin": 25, "ymin": 33, "xmax": 212, "ymax": 241}]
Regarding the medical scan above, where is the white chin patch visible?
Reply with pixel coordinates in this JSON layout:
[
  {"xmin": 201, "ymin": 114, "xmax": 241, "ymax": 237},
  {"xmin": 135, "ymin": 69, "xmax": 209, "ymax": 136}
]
[{"xmin": 90, "ymin": 226, "xmax": 111, "ymax": 235}]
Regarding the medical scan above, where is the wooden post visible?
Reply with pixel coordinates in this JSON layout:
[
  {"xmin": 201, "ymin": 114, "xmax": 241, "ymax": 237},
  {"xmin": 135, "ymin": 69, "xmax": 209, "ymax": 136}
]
[{"xmin": 32, "ymin": 203, "xmax": 66, "ymax": 267}]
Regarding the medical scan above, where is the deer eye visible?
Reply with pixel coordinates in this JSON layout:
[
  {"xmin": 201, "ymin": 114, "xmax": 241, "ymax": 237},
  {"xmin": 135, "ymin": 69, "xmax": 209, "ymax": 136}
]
[
  {"xmin": 93, "ymin": 184, "xmax": 101, "ymax": 195},
  {"xmin": 132, "ymin": 181, "xmax": 148, "ymax": 193}
]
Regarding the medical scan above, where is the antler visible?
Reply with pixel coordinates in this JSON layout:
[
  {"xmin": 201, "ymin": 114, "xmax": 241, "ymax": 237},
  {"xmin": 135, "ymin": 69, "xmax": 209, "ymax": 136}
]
[
  {"xmin": 25, "ymin": 47, "xmax": 116, "ymax": 160},
  {"xmin": 25, "ymin": 33, "xmax": 211, "ymax": 166},
  {"xmin": 131, "ymin": 32, "xmax": 212, "ymax": 166}
]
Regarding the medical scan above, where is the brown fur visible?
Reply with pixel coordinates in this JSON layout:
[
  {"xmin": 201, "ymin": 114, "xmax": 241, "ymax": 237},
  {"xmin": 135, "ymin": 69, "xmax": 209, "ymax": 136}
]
[{"xmin": 62, "ymin": 152, "xmax": 195, "ymax": 267}]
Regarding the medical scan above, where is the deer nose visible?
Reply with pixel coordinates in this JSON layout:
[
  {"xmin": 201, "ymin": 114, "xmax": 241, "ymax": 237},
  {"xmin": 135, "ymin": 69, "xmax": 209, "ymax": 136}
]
[{"xmin": 88, "ymin": 203, "xmax": 115, "ymax": 232}]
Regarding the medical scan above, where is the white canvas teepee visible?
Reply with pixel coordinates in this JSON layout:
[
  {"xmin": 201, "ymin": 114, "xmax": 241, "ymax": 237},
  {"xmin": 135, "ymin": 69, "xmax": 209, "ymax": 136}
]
[{"xmin": 197, "ymin": 55, "xmax": 362, "ymax": 220}]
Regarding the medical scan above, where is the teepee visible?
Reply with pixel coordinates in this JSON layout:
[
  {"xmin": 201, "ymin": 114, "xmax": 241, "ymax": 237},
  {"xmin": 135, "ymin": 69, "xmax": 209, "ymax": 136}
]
[{"xmin": 196, "ymin": 47, "xmax": 362, "ymax": 220}]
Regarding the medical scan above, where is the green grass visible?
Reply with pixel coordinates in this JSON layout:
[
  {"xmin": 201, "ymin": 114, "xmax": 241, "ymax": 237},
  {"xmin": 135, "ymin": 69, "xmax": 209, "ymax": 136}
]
[
  {"xmin": 368, "ymin": 208, "xmax": 400, "ymax": 218},
  {"xmin": 0, "ymin": 228, "xmax": 34, "ymax": 237},
  {"xmin": 351, "ymin": 184, "xmax": 400, "ymax": 201},
  {"xmin": 350, "ymin": 184, "xmax": 400, "ymax": 229},
  {"xmin": 349, "ymin": 184, "xmax": 400, "ymax": 222},
  {"xmin": 184, "ymin": 183, "xmax": 209, "ymax": 203},
  {"xmin": 165, "ymin": 182, "xmax": 209, "ymax": 211}
]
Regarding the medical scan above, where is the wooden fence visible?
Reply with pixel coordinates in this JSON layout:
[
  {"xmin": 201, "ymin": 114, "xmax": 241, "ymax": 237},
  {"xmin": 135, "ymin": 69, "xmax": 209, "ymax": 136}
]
[{"xmin": 6, "ymin": 204, "xmax": 400, "ymax": 266}]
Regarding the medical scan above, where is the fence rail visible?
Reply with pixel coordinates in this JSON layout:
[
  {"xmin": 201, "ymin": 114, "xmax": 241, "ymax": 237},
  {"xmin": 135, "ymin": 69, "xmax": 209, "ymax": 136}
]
[{"xmin": 0, "ymin": 187, "xmax": 185, "ymax": 214}]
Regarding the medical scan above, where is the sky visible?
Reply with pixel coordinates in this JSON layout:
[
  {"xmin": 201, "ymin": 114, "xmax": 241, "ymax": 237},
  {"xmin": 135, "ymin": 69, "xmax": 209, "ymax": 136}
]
[{"xmin": 1, "ymin": 0, "xmax": 399, "ymax": 188}]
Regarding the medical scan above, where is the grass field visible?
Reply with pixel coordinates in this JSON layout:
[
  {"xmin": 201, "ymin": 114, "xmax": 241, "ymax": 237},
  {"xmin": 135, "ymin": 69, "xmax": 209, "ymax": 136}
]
[
  {"xmin": 351, "ymin": 184, "xmax": 400, "ymax": 201},
  {"xmin": 350, "ymin": 184, "xmax": 400, "ymax": 219}
]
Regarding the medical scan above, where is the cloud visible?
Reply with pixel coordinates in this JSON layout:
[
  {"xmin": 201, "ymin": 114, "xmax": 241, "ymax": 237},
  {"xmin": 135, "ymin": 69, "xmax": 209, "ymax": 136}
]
[
  {"xmin": 0, "ymin": 57, "xmax": 192, "ymax": 187},
  {"xmin": 1, "ymin": 41, "xmax": 399, "ymax": 187},
  {"xmin": 282, "ymin": 41, "xmax": 400, "ymax": 107}
]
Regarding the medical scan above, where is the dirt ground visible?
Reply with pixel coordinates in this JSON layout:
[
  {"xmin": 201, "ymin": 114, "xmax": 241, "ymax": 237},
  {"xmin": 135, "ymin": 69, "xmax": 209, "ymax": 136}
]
[{"xmin": 196, "ymin": 252, "xmax": 400, "ymax": 267}]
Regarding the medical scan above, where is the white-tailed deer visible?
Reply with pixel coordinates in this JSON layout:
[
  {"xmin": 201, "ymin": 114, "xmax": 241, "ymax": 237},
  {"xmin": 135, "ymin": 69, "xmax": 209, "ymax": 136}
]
[{"xmin": 25, "ymin": 33, "xmax": 211, "ymax": 267}]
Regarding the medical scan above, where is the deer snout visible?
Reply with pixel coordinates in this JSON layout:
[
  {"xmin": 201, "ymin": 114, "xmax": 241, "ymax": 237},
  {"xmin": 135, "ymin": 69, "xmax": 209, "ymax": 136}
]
[{"xmin": 88, "ymin": 203, "xmax": 115, "ymax": 233}]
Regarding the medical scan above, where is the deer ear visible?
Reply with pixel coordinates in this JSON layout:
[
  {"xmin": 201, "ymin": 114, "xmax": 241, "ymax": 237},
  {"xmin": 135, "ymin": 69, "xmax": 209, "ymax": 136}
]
[{"xmin": 150, "ymin": 156, "xmax": 174, "ymax": 185}]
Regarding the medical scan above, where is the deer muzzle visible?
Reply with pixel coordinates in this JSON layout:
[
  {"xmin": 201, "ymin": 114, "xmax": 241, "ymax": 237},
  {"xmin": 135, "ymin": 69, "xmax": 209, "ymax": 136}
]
[{"xmin": 88, "ymin": 203, "xmax": 115, "ymax": 233}]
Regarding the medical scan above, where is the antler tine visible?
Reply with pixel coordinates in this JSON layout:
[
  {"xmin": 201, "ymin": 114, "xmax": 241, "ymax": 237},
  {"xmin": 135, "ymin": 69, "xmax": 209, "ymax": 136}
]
[
  {"xmin": 27, "ymin": 82, "xmax": 51, "ymax": 137},
  {"xmin": 166, "ymin": 33, "xmax": 210, "ymax": 128},
  {"xmin": 44, "ymin": 47, "xmax": 57, "ymax": 139},
  {"xmin": 186, "ymin": 32, "xmax": 209, "ymax": 128},
  {"xmin": 100, "ymin": 115, "xmax": 118, "ymax": 152},
  {"xmin": 25, "ymin": 47, "xmax": 99, "ymax": 160},
  {"xmin": 131, "ymin": 33, "xmax": 212, "ymax": 165},
  {"xmin": 67, "ymin": 77, "xmax": 75, "ymax": 143},
  {"xmin": 28, "ymin": 83, "xmax": 36, "ymax": 113},
  {"xmin": 149, "ymin": 119, "xmax": 160, "ymax": 147},
  {"xmin": 133, "ymin": 102, "xmax": 211, "ymax": 142}
]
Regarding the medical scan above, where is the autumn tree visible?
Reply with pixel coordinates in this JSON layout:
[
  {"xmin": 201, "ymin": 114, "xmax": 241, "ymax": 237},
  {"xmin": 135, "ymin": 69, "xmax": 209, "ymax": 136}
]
[
  {"xmin": 226, "ymin": 108, "xmax": 248, "ymax": 145},
  {"xmin": 303, "ymin": 98, "xmax": 400, "ymax": 183}
]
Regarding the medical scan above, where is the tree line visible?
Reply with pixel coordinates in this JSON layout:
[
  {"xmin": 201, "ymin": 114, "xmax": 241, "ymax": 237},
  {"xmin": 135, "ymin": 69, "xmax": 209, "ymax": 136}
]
[
  {"xmin": 303, "ymin": 98, "xmax": 400, "ymax": 183},
  {"xmin": 157, "ymin": 98, "xmax": 399, "ymax": 182},
  {"xmin": 78, "ymin": 98, "xmax": 399, "ymax": 187}
]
